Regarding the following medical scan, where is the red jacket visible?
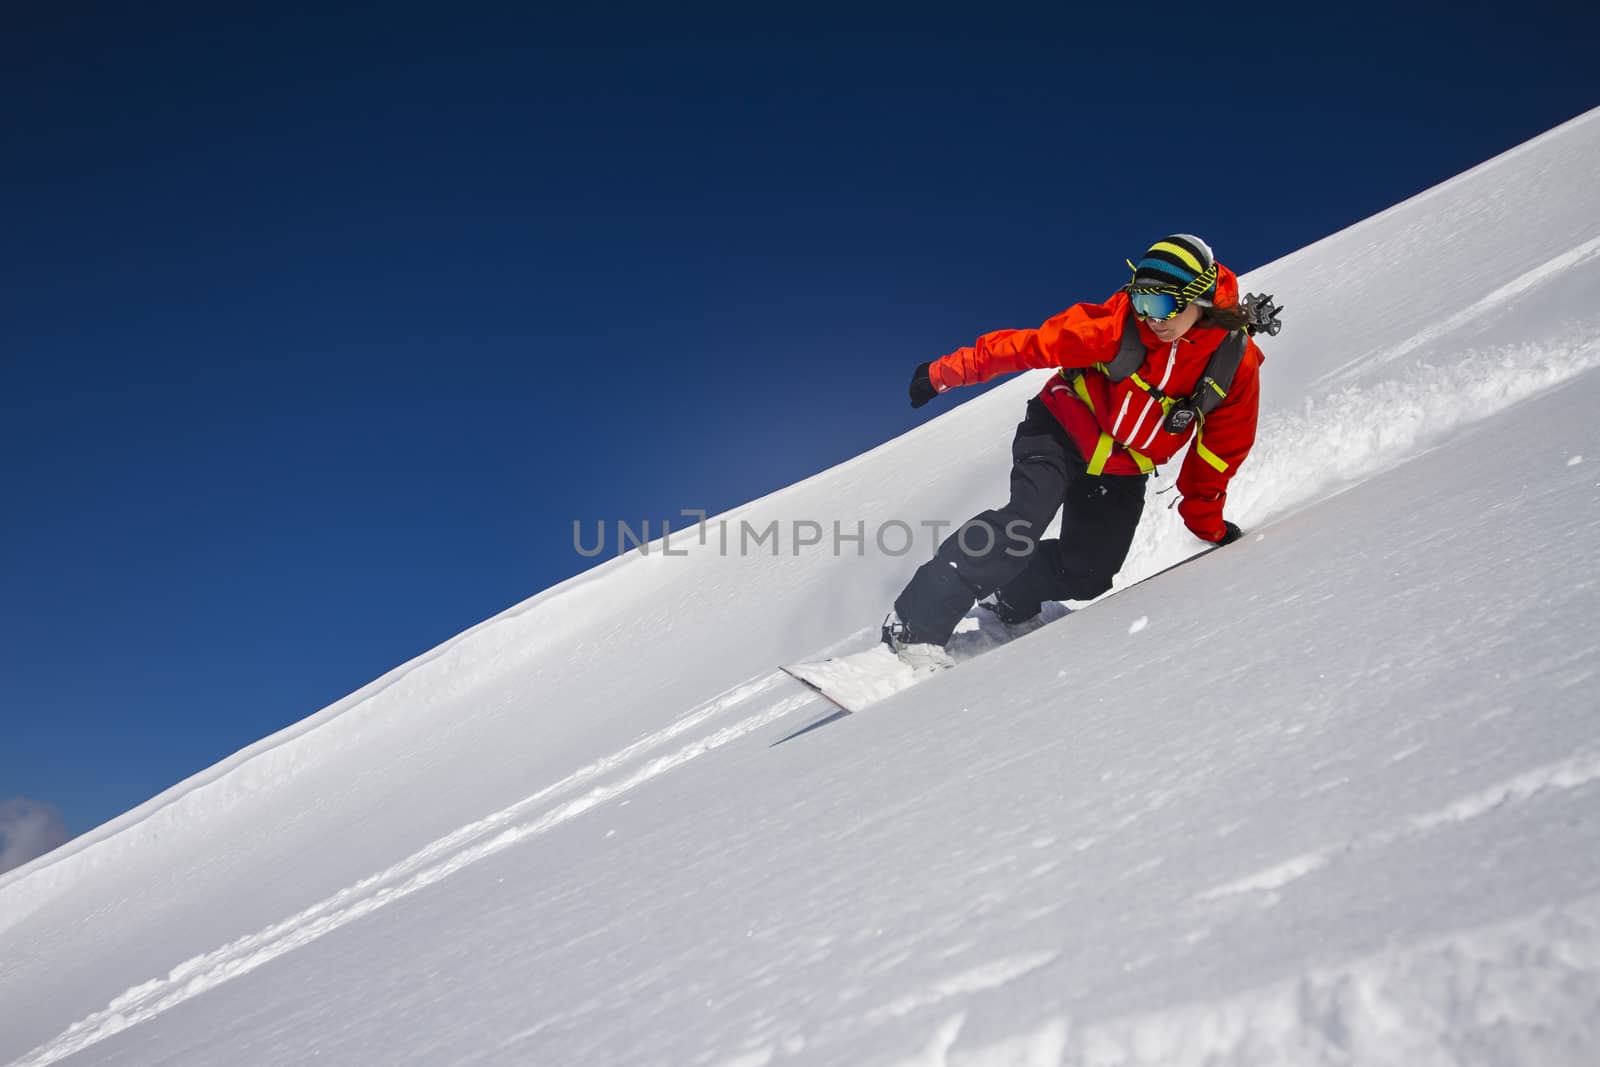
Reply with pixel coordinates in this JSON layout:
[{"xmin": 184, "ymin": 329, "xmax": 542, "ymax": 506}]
[{"xmin": 928, "ymin": 267, "xmax": 1263, "ymax": 541}]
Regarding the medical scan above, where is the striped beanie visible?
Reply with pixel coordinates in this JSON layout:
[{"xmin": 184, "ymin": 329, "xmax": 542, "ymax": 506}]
[{"xmin": 1129, "ymin": 234, "xmax": 1218, "ymax": 306}]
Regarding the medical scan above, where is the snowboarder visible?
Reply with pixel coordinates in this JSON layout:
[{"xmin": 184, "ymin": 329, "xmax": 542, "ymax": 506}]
[{"xmin": 884, "ymin": 234, "xmax": 1270, "ymax": 665}]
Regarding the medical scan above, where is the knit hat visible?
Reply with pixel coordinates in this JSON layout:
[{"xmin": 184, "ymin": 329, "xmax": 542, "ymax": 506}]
[{"xmin": 1128, "ymin": 234, "xmax": 1219, "ymax": 306}]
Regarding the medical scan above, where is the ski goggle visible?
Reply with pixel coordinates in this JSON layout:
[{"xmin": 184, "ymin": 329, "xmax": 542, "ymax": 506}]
[{"xmin": 1130, "ymin": 290, "xmax": 1183, "ymax": 322}]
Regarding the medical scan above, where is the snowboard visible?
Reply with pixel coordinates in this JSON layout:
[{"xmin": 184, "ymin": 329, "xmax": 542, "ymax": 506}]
[
  {"xmin": 775, "ymin": 542, "xmax": 1224, "ymax": 736},
  {"xmin": 773, "ymin": 602, "xmax": 1070, "ymax": 739}
]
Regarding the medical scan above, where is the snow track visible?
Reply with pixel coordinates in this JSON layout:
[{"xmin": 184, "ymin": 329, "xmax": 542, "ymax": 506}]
[
  {"xmin": 11, "ymin": 674, "xmax": 812, "ymax": 1067},
  {"xmin": 1306, "ymin": 233, "xmax": 1600, "ymax": 388}
]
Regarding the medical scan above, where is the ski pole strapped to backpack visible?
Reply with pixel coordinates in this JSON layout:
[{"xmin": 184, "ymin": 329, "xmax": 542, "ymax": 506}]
[{"xmin": 1241, "ymin": 292, "xmax": 1284, "ymax": 337}]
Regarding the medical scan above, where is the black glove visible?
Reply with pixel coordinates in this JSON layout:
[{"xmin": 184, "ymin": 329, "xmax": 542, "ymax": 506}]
[
  {"xmin": 909, "ymin": 362, "xmax": 939, "ymax": 409},
  {"xmin": 1215, "ymin": 520, "xmax": 1243, "ymax": 546}
]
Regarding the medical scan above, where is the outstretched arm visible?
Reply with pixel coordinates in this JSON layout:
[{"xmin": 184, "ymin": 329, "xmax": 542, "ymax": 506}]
[{"xmin": 926, "ymin": 297, "xmax": 1127, "ymax": 394}]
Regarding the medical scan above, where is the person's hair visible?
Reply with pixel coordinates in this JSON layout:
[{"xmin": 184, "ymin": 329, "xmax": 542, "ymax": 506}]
[{"xmin": 1200, "ymin": 302, "xmax": 1251, "ymax": 331}]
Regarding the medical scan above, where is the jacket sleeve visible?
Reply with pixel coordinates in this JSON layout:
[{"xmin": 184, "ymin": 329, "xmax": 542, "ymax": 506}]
[
  {"xmin": 927, "ymin": 297, "xmax": 1127, "ymax": 392},
  {"xmin": 1176, "ymin": 339, "xmax": 1262, "ymax": 541}
]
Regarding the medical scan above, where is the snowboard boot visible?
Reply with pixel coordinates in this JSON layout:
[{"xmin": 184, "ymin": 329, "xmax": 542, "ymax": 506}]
[
  {"xmin": 980, "ymin": 592, "xmax": 1045, "ymax": 634},
  {"xmin": 881, "ymin": 611, "xmax": 955, "ymax": 671}
]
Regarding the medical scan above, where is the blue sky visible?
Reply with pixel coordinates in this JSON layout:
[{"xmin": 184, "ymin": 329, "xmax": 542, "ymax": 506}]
[{"xmin": 3, "ymin": 2, "xmax": 1596, "ymax": 842}]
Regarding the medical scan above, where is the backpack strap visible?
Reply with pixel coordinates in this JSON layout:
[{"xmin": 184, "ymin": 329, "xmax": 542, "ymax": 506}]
[
  {"xmin": 1191, "ymin": 329, "xmax": 1247, "ymax": 420},
  {"xmin": 1094, "ymin": 306, "xmax": 1150, "ymax": 382},
  {"xmin": 1065, "ymin": 309, "xmax": 1252, "ymax": 459},
  {"xmin": 1099, "ymin": 306, "xmax": 1246, "ymax": 409}
]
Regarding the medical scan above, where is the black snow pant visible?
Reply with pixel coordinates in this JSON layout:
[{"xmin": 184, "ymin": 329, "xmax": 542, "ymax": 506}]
[{"xmin": 893, "ymin": 398, "xmax": 1147, "ymax": 646}]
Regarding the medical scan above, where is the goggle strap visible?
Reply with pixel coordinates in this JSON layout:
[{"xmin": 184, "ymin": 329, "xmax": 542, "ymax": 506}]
[
  {"xmin": 1123, "ymin": 261, "xmax": 1219, "ymax": 305},
  {"xmin": 1176, "ymin": 262, "xmax": 1219, "ymax": 305}
]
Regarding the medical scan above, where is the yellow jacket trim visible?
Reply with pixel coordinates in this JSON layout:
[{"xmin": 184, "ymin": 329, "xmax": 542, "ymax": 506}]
[
  {"xmin": 1069, "ymin": 371, "xmax": 1156, "ymax": 476},
  {"xmin": 1195, "ymin": 433, "xmax": 1230, "ymax": 473}
]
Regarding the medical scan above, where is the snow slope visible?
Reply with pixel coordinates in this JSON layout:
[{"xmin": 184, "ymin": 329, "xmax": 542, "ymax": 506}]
[{"xmin": 3, "ymin": 107, "xmax": 1599, "ymax": 1067}]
